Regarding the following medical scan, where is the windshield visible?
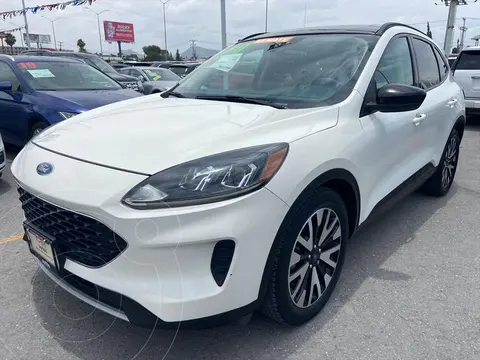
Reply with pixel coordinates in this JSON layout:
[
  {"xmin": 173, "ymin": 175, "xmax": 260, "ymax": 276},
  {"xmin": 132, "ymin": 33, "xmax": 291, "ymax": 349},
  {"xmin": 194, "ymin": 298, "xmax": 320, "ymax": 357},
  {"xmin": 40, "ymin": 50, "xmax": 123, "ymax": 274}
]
[
  {"xmin": 17, "ymin": 61, "xmax": 122, "ymax": 91},
  {"xmin": 143, "ymin": 68, "xmax": 181, "ymax": 81},
  {"xmin": 173, "ymin": 34, "xmax": 376, "ymax": 108},
  {"xmin": 87, "ymin": 56, "xmax": 117, "ymax": 74},
  {"xmin": 169, "ymin": 66, "xmax": 189, "ymax": 77}
]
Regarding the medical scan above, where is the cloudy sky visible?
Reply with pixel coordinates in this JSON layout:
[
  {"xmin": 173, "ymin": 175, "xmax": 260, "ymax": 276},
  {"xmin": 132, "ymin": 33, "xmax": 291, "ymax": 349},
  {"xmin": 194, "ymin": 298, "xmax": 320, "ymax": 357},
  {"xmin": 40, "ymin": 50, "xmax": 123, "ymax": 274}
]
[{"xmin": 2, "ymin": 0, "xmax": 480, "ymax": 55}]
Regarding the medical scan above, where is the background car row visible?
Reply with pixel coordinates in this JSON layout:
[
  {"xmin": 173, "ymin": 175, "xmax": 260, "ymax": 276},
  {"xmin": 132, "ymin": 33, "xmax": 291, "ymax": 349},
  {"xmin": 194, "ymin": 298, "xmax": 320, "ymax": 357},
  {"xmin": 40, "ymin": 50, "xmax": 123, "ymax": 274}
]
[{"xmin": 0, "ymin": 50, "xmax": 189, "ymax": 146}]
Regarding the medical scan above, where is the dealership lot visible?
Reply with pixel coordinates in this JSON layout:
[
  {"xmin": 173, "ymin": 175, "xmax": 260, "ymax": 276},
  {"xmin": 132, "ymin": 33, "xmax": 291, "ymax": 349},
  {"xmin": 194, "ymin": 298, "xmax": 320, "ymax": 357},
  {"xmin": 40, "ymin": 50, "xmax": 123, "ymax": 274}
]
[{"xmin": 0, "ymin": 123, "xmax": 479, "ymax": 360}]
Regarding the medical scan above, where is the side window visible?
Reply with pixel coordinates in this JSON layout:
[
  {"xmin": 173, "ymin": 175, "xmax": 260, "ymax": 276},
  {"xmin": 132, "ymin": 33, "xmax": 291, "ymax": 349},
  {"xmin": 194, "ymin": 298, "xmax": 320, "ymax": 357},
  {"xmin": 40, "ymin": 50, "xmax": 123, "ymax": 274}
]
[
  {"xmin": 375, "ymin": 37, "xmax": 414, "ymax": 91},
  {"xmin": 433, "ymin": 46, "xmax": 449, "ymax": 81},
  {"xmin": 0, "ymin": 62, "xmax": 22, "ymax": 92},
  {"xmin": 411, "ymin": 38, "xmax": 441, "ymax": 90}
]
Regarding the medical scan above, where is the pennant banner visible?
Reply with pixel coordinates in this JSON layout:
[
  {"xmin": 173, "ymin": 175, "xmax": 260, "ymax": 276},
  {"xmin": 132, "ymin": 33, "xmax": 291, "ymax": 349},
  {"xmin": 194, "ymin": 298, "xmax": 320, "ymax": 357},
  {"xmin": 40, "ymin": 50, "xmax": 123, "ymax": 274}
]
[
  {"xmin": 0, "ymin": 26, "xmax": 24, "ymax": 34},
  {"xmin": 0, "ymin": 0, "xmax": 97, "ymax": 21}
]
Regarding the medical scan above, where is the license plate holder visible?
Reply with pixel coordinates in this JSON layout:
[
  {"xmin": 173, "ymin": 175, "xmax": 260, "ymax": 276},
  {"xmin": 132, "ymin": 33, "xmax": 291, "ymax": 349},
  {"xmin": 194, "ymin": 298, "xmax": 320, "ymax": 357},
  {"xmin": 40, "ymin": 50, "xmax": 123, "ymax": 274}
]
[{"xmin": 24, "ymin": 225, "xmax": 62, "ymax": 273}]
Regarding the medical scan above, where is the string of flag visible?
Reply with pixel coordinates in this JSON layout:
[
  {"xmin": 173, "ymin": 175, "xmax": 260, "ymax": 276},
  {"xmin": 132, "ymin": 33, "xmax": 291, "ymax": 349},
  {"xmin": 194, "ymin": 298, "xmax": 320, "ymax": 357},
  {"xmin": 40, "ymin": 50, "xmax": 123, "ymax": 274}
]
[
  {"xmin": 0, "ymin": 0, "xmax": 98, "ymax": 21},
  {"xmin": 0, "ymin": 26, "xmax": 24, "ymax": 34}
]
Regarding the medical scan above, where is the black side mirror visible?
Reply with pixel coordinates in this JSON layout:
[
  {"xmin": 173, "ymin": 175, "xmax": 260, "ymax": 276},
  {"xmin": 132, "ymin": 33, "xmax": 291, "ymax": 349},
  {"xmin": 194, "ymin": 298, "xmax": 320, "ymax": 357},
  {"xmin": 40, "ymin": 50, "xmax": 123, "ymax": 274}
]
[
  {"xmin": 366, "ymin": 83, "xmax": 427, "ymax": 113},
  {"xmin": 0, "ymin": 81, "xmax": 13, "ymax": 92}
]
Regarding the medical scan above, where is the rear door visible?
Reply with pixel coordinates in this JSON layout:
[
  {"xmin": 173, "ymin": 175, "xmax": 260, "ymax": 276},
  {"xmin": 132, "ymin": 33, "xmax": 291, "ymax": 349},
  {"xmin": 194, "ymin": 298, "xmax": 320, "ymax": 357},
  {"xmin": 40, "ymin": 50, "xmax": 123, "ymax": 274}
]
[{"xmin": 452, "ymin": 50, "xmax": 480, "ymax": 99}]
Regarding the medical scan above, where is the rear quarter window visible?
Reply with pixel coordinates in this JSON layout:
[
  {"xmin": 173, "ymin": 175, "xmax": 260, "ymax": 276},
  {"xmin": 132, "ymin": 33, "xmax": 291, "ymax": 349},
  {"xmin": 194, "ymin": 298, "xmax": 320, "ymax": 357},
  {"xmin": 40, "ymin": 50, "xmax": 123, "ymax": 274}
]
[{"xmin": 455, "ymin": 51, "xmax": 480, "ymax": 70}]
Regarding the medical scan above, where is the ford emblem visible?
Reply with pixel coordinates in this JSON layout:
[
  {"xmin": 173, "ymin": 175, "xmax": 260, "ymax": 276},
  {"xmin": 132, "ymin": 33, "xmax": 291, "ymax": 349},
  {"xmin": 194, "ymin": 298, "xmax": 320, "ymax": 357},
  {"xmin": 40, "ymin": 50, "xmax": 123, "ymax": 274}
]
[{"xmin": 36, "ymin": 162, "xmax": 54, "ymax": 176}]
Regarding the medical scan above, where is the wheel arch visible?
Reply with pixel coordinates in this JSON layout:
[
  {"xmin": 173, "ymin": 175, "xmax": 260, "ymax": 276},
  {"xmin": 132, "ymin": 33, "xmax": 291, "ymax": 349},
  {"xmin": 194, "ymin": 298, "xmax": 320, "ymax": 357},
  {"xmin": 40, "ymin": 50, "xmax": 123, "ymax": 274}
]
[
  {"xmin": 257, "ymin": 168, "xmax": 361, "ymax": 307},
  {"xmin": 453, "ymin": 115, "xmax": 466, "ymax": 141}
]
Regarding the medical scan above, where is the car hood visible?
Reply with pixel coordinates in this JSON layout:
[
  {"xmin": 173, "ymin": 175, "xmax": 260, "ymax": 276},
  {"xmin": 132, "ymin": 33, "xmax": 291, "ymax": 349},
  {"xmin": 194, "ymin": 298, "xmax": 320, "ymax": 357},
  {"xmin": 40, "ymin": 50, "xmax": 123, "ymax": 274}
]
[
  {"xmin": 38, "ymin": 89, "xmax": 143, "ymax": 112},
  {"xmin": 32, "ymin": 96, "xmax": 339, "ymax": 175}
]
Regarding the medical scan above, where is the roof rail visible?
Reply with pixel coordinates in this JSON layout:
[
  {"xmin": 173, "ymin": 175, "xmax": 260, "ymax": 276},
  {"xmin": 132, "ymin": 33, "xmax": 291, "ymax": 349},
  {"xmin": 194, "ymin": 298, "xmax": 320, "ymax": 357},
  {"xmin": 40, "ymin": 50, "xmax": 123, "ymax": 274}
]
[
  {"xmin": 0, "ymin": 54, "xmax": 14, "ymax": 61},
  {"xmin": 238, "ymin": 32, "xmax": 267, "ymax": 42},
  {"xmin": 376, "ymin": 22, "xmax": 428, "ymax": 37}
]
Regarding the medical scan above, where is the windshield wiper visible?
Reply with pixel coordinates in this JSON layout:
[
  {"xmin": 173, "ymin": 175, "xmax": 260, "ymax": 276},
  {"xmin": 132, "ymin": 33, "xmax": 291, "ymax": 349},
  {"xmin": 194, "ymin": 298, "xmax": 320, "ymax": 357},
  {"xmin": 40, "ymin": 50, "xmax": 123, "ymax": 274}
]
[
  {"xmin": 195, "ymin": 95, "xmax": 287, "ymax": 109},
  {"xmin": 161, "ymin": 84, "xmax": 186, "ymax": 98}
]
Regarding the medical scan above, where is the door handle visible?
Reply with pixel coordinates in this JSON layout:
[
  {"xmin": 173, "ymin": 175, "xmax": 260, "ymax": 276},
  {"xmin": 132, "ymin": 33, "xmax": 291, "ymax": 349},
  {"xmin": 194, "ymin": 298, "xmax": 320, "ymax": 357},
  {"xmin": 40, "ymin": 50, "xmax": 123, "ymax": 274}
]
[
  {"xmin": 412, "ymin": 114, "xmax": 427, "ymax": 126},
  {"xmin": 447, "ymin": 98, "xmax": 458, "ymax": 107}
]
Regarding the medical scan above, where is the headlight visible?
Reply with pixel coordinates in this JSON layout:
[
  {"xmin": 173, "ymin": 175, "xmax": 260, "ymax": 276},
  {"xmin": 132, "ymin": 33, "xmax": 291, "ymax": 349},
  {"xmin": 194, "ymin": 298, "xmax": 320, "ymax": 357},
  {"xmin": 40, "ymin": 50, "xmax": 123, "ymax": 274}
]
[
  {"xmin": 59, "ymin": 112, "xmax": 78, "ymax": 120},
  {"xmin": 122, "ymin": 143, "xmax": 289, "ymax": 209}
]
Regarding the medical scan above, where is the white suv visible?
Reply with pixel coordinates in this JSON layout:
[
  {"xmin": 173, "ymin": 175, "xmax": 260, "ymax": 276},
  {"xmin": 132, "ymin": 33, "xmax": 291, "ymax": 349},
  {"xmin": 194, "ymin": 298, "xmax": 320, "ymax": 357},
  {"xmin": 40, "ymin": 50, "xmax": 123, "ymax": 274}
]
[
  {"xmin": 452, "ymin": 46, "xmax": 480, "ymax": 114},
  {"xmin": 12, "ymin": 22, "xmax": 465, "ymax": 328}
]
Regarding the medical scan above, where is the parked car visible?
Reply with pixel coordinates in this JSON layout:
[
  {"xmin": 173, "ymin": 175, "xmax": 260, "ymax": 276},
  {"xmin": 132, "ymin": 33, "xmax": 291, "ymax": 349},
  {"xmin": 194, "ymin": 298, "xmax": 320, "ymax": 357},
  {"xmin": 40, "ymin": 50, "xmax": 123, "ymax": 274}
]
[
  {"xmin": 111, "ymin": 63, "xmax": 129, "ymax": 71},
  {"xmin": 168, "ymin": 62, "xmax": 201, "ymax": 78},
  {"xmin": 0, "ymin": 132, "xmax": 4, "ymax": 178},
  {"xmin": 451, "ymin": 47, "xmax": 480, "ymax": 115},
  {"xmin": 123, "ymin": 61, "xmax": 153, "ymax": 67},
  {"xmin": 448, "ymin": 55, "xmax": 457, "ymax": 67},
  {"xmin": 21, "ymin": 50, "xmax": 143, "ymax": 93},
  {"xmin": 0, "ymin": 55, "xmax": 142, "ymax": 146},
  {"xmin": 118, "ymin": 66, "xmax": 181, "ymax": 94},
  {"xmin": 12, "ymin": 22, "xmax": 465, "ymax": 329},
  {"xmin": 151, "ymin": 61, "xmax": 184, "ymax": 68}
]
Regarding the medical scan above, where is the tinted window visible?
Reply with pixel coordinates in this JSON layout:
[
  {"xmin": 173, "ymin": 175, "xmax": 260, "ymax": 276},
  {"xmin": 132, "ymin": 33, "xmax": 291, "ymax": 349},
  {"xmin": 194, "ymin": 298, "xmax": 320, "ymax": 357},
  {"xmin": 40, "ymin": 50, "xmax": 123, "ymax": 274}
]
[
  {"xmin": 412, "ymin": 38, "xmax": 440, "ymax": 89},
  {"xmin": 0, "ymin": 62, "xmax": 21, "ymax": 91},
  {"xmin": 16, "ymin": 61, "xmax": 122, "ymax": 91},
  {"xmin": 174, "ymin": 34, "xmax": 376, "ymax": 109},
  {"xmin": 433, "ymin": 47, "xmax": 448, "ymax": 80},
  {"xmin": 455, "ymin": 51, "xmax": 480, "ymax": 70},
  {"xmin": 375, "ymin": 37, "xmax": 414, "ymax": 90}
]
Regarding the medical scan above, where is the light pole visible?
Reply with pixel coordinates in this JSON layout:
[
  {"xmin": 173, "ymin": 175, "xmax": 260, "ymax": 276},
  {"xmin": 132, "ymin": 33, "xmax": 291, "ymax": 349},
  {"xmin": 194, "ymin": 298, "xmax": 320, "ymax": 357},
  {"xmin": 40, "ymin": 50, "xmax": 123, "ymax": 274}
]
[
  {"xmin": 265, "ymin": 0, "xmax": 269, "ymax": 32},
  {"xmin": 21, "ymin": 0, "xmax": 31, "ymax": 49},
  {"xmin": 41, "ymin": 16, "xmax": 60, "ymax": 50},
  {"xmin": 160, "ymin": 0, "xmax": 171, "ymax": 60},
  {"xmin": 9, "ymin": 21, "xmax": 24, "ymax": 47},
  {"xmin": 85, "ymin": 8, "xmax": 109, "ymax": 55},
  {"xmin": 220, "ymin": 0, "xmax": 227, "ymax": 49}
]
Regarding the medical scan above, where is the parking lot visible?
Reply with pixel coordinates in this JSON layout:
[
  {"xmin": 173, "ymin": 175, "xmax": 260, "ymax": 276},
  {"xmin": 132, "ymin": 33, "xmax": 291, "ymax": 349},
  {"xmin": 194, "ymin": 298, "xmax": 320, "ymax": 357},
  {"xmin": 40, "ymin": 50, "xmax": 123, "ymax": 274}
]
[{"xmin": 0, "ymin": 122, "xmax": 479, "ymax": 360}]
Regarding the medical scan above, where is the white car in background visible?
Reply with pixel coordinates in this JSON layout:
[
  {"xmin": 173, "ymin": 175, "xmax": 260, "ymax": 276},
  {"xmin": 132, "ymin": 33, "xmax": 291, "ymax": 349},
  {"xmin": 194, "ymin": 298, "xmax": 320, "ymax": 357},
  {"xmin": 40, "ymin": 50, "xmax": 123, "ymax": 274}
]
[
  {"xmin": 12, "ymin": 22, "xmax": 464, "ymax": 328},
  {"xmin": 451, "ymin": 46, "xmax": 480, "ymax": 115},
  {"xmin": 0, "ymin": 132, "xmax": 5, "ymax": 178}
]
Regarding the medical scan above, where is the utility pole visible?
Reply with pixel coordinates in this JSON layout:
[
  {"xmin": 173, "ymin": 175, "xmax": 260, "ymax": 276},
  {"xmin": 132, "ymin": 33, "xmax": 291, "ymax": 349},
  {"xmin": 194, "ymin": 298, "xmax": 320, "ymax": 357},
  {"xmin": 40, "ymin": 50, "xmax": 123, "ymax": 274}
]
[
  {"xmin": 160, "ymin": 0, "xmax": 171, "ymax": 58},
  {"xmin": 41, "ymin": 16, "xmax": 60, "ymax": 50},
  {"xmin": 220, "ymin": 0, "xmax": 227, "ymax": 49},
  {"xmin": 190, "ymin": 40, "xmax": 197, "ymax": 60},
  {"xmin": 438, "ymin": 1, "xmax": 472, "ymax": 55},
  {"xmin": 58, "ymin": 41, "xmax": 64, "ymax": 51},
  {"xmin": 21, "ymin": 0, "xmax": 31, "ymax": 49},
  {"xmin": 265, "ymin": 0, "xmax": 269, "ymax": 32},
  {"xmin": 459, "ymin": 17, "xmax": 468, "ymax": 50}
]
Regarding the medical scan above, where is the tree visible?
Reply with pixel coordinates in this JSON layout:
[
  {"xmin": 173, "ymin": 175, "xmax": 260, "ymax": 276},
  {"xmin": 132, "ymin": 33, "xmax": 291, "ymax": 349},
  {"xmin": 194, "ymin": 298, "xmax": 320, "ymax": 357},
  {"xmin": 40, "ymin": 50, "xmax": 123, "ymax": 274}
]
[
  {"xmin": 168, "ymin": 51, "xmax": 174, "ymax": 61},
  {"xmin": 142, "ymin": 45, "xmax": 171, "ymax": 61},
  {"xmin": 175, "ymin": 48, "xmax": 182, "ymax": 61},
  {"xmin": 77, "ymin": 39, "xmax": 86, "ymax": 53},
  {"xmin": 5, "ymin": 33, "xmax": 16, "ymax": 54}
]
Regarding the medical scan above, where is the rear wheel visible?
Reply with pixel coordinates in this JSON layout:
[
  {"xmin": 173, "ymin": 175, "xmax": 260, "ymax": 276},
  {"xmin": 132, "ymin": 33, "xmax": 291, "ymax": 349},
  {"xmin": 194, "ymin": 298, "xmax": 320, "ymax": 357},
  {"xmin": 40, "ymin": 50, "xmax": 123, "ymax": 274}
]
[
  {"xmin": 421, "ymin": 129, "xmax": 460, "ymax": 197},
  {"xmin": 262, "ymin": 187, "xmax": 348, "ymax": 325}
]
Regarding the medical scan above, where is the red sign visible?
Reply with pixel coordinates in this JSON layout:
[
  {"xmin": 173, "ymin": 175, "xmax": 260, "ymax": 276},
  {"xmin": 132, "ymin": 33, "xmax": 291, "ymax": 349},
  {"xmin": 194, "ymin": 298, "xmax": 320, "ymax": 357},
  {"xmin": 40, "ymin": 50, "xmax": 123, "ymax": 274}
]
[{"xmin": 103, "ymin": 21, "xmax": 135, "ymax": 43}]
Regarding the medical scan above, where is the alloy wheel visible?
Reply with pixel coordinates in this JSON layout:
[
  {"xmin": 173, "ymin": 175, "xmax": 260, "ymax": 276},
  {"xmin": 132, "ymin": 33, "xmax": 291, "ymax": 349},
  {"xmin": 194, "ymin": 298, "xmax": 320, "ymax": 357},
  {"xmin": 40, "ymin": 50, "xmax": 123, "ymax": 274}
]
[
  {"xmin": 442, "ymin": 136, "xmax": 458, "ymax": 189},
  {"xmin": 288, "ymin": 208, "xmax": 342, "ymax": 309}
]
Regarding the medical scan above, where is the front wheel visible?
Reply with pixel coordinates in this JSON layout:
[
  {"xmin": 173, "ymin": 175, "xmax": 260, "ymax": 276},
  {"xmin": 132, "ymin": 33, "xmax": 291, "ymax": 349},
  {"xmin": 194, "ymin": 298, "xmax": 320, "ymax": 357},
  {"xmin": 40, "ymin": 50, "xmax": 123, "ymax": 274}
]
[
  {"xmin": 262, "ymin": 187, "xmax": 348, "ymax": 326},
  {"xmin": 30, "ymin": 122, "xmax": 48, "ymax": 139},
  {"xmin": 421, "ymin": 129, "xmax": 460, "ymax": 197}
]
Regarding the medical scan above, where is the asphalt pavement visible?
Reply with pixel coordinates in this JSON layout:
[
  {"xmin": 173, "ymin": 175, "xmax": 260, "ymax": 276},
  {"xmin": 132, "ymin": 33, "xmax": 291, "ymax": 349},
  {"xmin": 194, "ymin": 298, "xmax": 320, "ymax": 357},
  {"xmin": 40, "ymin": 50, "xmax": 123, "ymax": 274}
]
[{"xmin": 1, "ymin": 122, "xmax": 479, "ymax": 360}]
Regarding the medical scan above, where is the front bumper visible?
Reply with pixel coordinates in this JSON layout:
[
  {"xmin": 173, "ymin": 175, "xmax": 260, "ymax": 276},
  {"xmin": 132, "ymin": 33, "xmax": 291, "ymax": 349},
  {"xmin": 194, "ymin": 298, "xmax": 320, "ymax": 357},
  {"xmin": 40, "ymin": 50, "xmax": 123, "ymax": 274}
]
[{"xmin": 12, "ymin": 143, "xmax": 289, "ymax": 326}]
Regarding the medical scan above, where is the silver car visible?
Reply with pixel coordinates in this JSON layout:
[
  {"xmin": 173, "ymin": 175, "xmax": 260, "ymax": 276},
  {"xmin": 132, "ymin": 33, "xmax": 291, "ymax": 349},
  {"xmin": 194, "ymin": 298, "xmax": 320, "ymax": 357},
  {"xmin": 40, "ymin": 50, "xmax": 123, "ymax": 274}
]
[{"xmin": 118, "ymin": 66, "xmax": 180, "ymax": 95}]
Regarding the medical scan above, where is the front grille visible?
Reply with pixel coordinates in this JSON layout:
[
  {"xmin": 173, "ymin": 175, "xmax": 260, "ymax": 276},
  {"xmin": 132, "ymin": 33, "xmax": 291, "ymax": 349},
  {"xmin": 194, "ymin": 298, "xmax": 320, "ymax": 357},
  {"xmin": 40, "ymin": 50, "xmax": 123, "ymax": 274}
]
[
  {"xmin": 18, "ymin": 188, "xmax": 128, "ymax": 268},
  {"xmin": 121, "ymin": 81, "xmax": 139, "ymax": 91},
  {"xmin": 0, "ymin": 151, "xmax": 4, "ymax": 165}
]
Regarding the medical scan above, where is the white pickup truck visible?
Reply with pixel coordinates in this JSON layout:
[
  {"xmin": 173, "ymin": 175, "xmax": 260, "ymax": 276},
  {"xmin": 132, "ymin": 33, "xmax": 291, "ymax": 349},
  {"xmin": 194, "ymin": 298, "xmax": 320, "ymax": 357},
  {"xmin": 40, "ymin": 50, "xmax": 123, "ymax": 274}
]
[{"xmin": 452, "ymin": 47, "xmax": 480, "ymax": 115}]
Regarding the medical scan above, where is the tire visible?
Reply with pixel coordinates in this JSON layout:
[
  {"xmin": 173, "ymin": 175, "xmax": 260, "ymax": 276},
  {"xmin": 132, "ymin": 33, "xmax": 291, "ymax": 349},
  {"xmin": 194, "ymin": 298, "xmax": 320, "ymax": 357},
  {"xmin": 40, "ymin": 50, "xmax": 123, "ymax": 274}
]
[
  {"xmin": 421, "ymin": 129, "xmax": 460, "ymax": 197},
  {"xmin": 30, "ymin": 122, "xmax": 48, "ymax": 139},
  {"xmin": 262, "ymin": 187, "xmax": 349, "ymax": 326}
]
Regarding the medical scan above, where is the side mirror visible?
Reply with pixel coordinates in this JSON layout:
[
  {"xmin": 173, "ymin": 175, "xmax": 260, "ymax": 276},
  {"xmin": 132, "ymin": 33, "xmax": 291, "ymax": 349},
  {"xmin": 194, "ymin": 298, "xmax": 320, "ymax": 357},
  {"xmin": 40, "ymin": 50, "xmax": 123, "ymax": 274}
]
[
  {"xmin": 367, "ymin": 84, "xmax": 427, "ymax": 113},
  {"xmin": 0, "ymin": 81, "xmax": 13, "ymax": 92}
]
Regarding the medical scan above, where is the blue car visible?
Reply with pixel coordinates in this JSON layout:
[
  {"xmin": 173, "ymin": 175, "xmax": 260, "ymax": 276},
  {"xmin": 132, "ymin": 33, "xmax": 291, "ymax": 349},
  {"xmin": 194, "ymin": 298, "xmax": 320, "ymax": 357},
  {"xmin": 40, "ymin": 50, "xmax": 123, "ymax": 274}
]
[{"xmin": 0, "ymin": 55, "xmax": 142, "ymax": 146}]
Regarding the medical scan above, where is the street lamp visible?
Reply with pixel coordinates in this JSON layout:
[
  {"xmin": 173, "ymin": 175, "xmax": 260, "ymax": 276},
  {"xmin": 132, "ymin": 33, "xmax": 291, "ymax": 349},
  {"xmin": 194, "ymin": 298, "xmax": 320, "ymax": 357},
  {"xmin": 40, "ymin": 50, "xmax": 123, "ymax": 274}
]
[
  {"xmin": 9, "ymin": 21, "xmax": 24, "ymax": 47},
  {"xmin": 160, "ymin": 0, "xmax": 171, "ymax": 60},
  {"xmin": 85, "ymin": 8, "xmax": 109, "ymax": 55},
  {"xmin": 41, "ymin": 16, "xmax": 60, "ymax": 50},
  {"xmin": 265, "ymin": 0, "xmax": 269, "ymax": 32}
]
